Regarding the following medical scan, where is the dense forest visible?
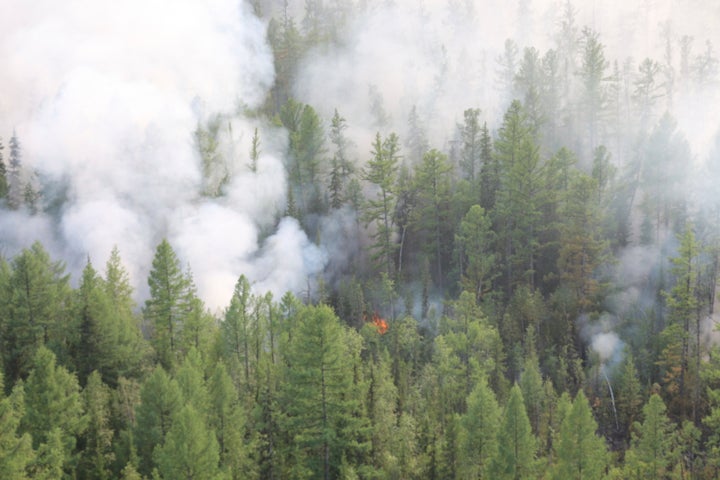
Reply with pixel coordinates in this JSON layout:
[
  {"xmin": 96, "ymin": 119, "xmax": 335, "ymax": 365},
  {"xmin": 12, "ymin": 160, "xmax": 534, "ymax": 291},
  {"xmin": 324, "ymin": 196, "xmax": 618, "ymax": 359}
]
[{"xmin": 2, "ymin": 0, "xmax": 720, "ymax": 478}]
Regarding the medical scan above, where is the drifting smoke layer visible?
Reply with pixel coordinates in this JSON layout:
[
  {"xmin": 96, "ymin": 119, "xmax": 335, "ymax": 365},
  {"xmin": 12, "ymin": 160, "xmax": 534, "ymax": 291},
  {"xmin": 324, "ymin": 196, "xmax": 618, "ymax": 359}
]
[
  {"xmin": 293, "ymin": 0, "xmax": 720, "ymax": 158},
  {"xmin": 0, "ymin": 0, "xmax": 326, "ymax": 308}
]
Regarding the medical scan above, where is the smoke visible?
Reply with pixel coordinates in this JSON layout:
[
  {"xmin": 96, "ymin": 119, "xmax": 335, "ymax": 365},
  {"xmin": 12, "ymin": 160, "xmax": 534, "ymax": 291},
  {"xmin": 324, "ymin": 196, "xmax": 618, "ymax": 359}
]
[
  {"xmin": 579, "ymin": 313, "xmax": 625, "ymax": 366},
  {"xmin": 290, "ymin": 0, "xmax": 720, "ymax": 161},
  {"xmin": 0, "ymin": 0, "xmax": 326, "ymax": 309}
]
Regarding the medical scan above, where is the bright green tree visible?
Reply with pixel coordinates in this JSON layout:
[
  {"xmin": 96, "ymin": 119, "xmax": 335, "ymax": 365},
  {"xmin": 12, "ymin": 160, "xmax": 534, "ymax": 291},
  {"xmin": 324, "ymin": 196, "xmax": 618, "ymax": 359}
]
[
  {"xmin": 1, "ymin": 242, "xmax": 72, "ymax": 383},
  {"xmin": 0, "ymin": 373, "xmax": 33, "ymax": 479},
  {"xmin": 207, "ymin": 362, "xmax": 256, "ymax": 479},
  {"xmin": 153, "ymin": 404, "xmax": 222, "ymax": 480},
  {"xmin": 457, "ymin": 377, "xmax": 500, "ymax": 480},
  {"xmin": 134, "ymin": 367, "xmax": 183, "ymax": 476},
  {"xmin": 75, "ymin": 260, "xmax": 112, "ymax": 386},
  {"xmin": 144, "ymin": 239, "xmax": 190, "ymax": 370},
  {"xmin": 551, "ymin": 390, "xmax": 608, "ymax": 480},
  {"xmin": 456, "ymin": 205, "xmax": 496, "ymax": 302},
  {"xmin": 489, "ymin": 384, "xmax": 537, "ymax": 480},
  {"xmin": 280, "ymin": 304, "xmax": 368, "ymax": 480},
  {"xmin": 623, "ymin": 394, "xmax": 677, "ymax": 480},
  {"xmin": 222, "ymin": 274, "xmax": 254, "ymax": 389},
  {"xmin": 103, "ymin": 246, "xmax": 147, "ymax": 381},
  {"xmin": 78, "ymin": 371, "xmax": 114, "ymax": 480},
  {"xmin": 22, "ymin": 346, "xmax": 86, "ymax": 476}
]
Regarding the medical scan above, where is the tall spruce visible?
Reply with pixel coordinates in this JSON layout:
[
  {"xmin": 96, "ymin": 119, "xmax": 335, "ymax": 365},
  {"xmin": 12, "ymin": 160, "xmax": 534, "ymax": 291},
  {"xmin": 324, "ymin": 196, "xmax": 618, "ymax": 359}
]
[{"xmin": 144, "ymin": 239, "xmax": 190, "ymax": 370}]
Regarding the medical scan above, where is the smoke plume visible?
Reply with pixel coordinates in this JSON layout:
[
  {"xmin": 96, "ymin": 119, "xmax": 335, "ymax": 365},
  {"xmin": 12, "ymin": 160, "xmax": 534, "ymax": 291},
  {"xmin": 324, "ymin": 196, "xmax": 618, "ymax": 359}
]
[{"xmin": 0, "ymin": 0, "xmax": 325, "ymax": 308}]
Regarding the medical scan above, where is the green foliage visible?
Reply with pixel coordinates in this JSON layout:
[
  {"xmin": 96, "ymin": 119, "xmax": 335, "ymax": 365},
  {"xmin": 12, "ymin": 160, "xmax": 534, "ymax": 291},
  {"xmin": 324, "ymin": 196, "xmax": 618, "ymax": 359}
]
[
  {"xmin": 78, "ymin": 371, "xmax": 115, "ymax": 480},
  {"xmin": 0, "ymin": 374, "xmax": 33, "ymax": 479},
  {"xmin": 144, "ymin": 239, "xmax": 191, "ymax": 370},
  {"xmin": 457, "ymin": 377, "xmax": 500, "ymax": 479},
  {"xmin": 154, "ymin": 404, "xmax": 223, "ymax": 480},
  {"xmin": 1, "ymin": 242, "xmax": 72, "ymax": 383},
  {"xmin": 280, "ymin": 304, "xmax": 369, "ymax": 479},
  {"xmin": 551, "ymin": 390, "xmax": 608, "ymax": 480},
  {"xmin": 489, "ymin": 384, "xmax": 537, "ymax": 480},
  {"xmin": 362, "ymin": 132, "xmax": 401, "ymax": 277},
  {"xmin": 22, "ymin": 347, "xmax": 86, "ymax": 475},
  {"xmin": 134, "ymin": 367, "xmax": 183, "ymax": 476},
  {"xmin": 456, "ymin": 205, "xmax": 496, "ymax": 302},
  {"xmin": 623, "ymin": 394, "xmax": 677, "ymax": 479}
]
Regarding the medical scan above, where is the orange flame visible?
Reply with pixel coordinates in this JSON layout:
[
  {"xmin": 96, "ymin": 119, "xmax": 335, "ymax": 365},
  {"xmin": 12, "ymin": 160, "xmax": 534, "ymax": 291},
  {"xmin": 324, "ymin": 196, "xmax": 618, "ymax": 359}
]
[{"xmin": 371, "ymin": 312, "xmax": 388, "ymax": 335}]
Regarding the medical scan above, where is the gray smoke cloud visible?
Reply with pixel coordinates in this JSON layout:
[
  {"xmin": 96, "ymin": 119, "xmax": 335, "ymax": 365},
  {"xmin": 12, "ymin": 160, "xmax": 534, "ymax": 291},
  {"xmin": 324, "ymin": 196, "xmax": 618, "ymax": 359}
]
[
  {"xmin": 291, "ymin": 0, "xmax": 720, "ymax": 160},
  {"xmin": 0, "ymin": 0, "xmax": 326, "ymax": 309}
]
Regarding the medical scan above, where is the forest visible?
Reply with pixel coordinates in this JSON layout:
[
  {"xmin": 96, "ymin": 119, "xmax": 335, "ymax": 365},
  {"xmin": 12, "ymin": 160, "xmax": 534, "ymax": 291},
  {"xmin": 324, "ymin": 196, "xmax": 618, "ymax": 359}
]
[{"xmin": 2, "ymin": 0, "xmax": 720, "ymax": 478}]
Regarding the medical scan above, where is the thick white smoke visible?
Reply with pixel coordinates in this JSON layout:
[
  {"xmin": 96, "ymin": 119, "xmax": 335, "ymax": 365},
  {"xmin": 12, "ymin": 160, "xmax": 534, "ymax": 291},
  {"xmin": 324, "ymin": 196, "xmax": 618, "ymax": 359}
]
[{"xmin": 0, "ymin": 0, "xmax": 326, "ymax": 309}]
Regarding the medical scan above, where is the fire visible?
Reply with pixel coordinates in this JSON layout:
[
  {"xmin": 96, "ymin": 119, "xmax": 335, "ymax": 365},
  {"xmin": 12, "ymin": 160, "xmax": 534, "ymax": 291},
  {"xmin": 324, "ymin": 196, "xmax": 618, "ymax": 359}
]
[{"xmin": 371, "ymin": 312, "xmax": 388, "ymax": 335}]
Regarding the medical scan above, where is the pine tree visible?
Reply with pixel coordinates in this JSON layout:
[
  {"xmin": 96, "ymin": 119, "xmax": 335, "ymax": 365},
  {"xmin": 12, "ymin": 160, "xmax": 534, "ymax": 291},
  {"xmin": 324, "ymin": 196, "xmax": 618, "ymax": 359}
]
[
  {"xmin": 133, "ymin": 367, "xmax": 183, "ymax": 476},
  {"xmin": 280, "ymin": 304, "xmax": 368, "ymax": 479},
  {"xmin": 0, "ymin": 137, "xmax": 8, "ymax": 201},
  {"xmin": 102, "ymin": 246, "xmax": 147, "ymax": 382},
  {"xmin": 551, "ymin": 390, "xmax": 608, "ymax": 480},
  {"xmin": 207, "ymin": 362, "xmax": 256, "ymax": 479},
  {"xmin": 144, "ymin": 239, "xmax": 191, "ymax": 370},
  {"xmin": 327, "ymin": 109, "xmax": 354, "ymax": 210},
  {"xmin": 457, "ymin": 377, "xmax": 500, "ymax": 479},
  {"xmin": 459, "ymin": 108, "xmax": 482, "ymax": 182},
  {"xmin": 623, "ymin": 394, "xmax": 677, "ymax": 480},
  {"xmin": 175, "ymin": 348, "xmax": 209, "ymax": 415},
  {"xmin": 75, "ymin": 260, "xmax": 111, "ymax": 386},
  {"xmin": 362, "ymin": 132, "xmax": 401, "ymax": 278},
  {"xmin": 412, "ymin": 149, "xmax": 453, "ymax": 287},
  {"xmin": 579, "ymin": 27, "xmax": 609, "ymax": 151},
  {"xmin": 153, "ymin": 404, "xmax": 222, "ymax": 480},
  {"xmin": 1, "ymin": 243, "xmax": 72, "ymax": 383},
  {"xmin": 456, "ymin": 205, "xmax": 496, "ymax": 302},
  {"xmin": 0, "ymin": 373, "xmax": 33, "ymax": 479},
  {"xmin": 662, "ymin": 224, "xmax": 700, "ymax": 418},
  {"xmin": 489, "ymin": 384, "xmax": 537, "ymax": 480},
  {"xmin": 223, "ymin": 274, "xmax": 254, "ymax": 389},
  {"xmin": 22, "ymin": 347, "xmax": 86, "ymax": 475},
  {"xmin": 78, "ymin": 371, "xmax": 114, "ymax": 480},
  {"xmin": 7, "ymin": 132, "xmax": 23, "ymax": 209}
]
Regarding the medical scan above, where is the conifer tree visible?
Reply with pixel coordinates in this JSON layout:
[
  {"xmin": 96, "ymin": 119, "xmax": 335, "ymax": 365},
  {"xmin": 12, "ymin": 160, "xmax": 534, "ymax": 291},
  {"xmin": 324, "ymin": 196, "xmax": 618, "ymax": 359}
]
[
  {"xmin": 0, "ymin": 373, "xmax": 33, "ymax": 479},
  {"xmin": 457, "ymin": 377, "xmax": 500, "ymax": 480},
  {"xmin": 223, "ymin": 274, "xmax": 254, "ymax": 388},
  {"xmin": 1, "ymin": 242, "xmax": 72, "ymax": 383},
  {"xmin": 22, "ymin": 347, "xmax": 86, "ymax": 476},
  {"xmin": 459, "ymin": 108, "xmax": 482, "ymax": 183},
  {"xmin": 207, "ymin": 362, "xmax": 256, "ymax": 479},
  {"xmin": 7, "ymin": 132, "xmax": 23, "ymax": 210},
  {"xmin": 551, "ymin": 390, "xmax": 608, "ymax": 480},
  {"xmin": 623, "ymin": 394, "xmax": 677, "ymax": 480},
  {"xmin": 144, "ymin": 239, "xmax": 190, "ymax": 370},
  {"xmin": 413, "ymin": 149, "xmax": 453, "ymax": 287},
  {"xmin": 280, "ymin": 304, "xmax": 368, "ymax": 479},
  {"xmin": 78, "ymin": 371, "xmax": 114, "ymax": 480},
  {"xmin": 153, "ymin": 404, "xmax": 222, "ymax": 480},
  {"xmin": 489, "ymin": 384, "xmax": 537, "ymax": 480},
  {"xmin": 102, "ymin": 247, "xmax": 147, "ymax": 382},
  {"xmin": 0, "ymin": 137, "xmax": 8, "ymax": 201},
  {"xmin": 133, "ymin": 367, "xmax": 183, "ymax": 476},
  {"xmin": 456, "ymin": 205, "xmax": 496, "ymax": 302},
  {"xmin": 76, "ymin": 260, "xmax": 111, "ymax": 386},
  {"xmin": 362, "ymin": 132, "xmax": 401, "ymax": 278}
]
